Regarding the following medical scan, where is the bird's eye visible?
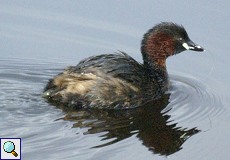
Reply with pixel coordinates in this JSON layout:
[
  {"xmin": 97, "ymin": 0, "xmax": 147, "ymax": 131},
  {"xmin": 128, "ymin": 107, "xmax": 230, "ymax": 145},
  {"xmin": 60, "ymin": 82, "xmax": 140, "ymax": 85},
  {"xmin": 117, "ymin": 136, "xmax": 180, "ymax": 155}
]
[{"xmin": 179, "ymin": 37, "xmax": 183, "ymax": 41}]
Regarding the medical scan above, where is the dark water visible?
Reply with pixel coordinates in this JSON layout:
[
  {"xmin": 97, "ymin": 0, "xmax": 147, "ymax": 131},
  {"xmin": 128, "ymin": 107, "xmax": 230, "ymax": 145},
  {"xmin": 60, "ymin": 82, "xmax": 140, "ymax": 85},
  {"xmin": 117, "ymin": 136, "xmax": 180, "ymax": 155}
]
[{"xmin": 1, "ymin": 1, "xmax": 230, "ymax": 160}]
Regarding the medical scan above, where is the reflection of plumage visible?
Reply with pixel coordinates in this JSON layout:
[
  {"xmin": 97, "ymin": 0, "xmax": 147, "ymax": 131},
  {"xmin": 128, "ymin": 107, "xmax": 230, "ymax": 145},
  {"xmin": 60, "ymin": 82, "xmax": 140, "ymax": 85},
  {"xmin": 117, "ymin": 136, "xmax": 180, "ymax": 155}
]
[{"xmin": 62, "ymin": 94, "xmax": 200, "ymax": 156}]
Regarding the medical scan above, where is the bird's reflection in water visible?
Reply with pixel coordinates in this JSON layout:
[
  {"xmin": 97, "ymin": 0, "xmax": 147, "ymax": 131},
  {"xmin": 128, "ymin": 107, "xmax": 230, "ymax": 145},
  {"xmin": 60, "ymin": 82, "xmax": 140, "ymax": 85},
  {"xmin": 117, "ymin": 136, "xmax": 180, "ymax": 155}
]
[{"xmin": 58, "ymin": 94, "xmax": 200, "ymax": 156}]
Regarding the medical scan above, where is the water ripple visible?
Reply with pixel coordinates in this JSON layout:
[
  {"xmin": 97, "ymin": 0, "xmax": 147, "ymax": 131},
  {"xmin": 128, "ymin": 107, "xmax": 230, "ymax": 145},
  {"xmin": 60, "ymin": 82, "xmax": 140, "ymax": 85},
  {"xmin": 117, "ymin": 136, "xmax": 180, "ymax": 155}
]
[{"xmin": 165, "ymin": 74, "xmax": 225, "ymax": 128}]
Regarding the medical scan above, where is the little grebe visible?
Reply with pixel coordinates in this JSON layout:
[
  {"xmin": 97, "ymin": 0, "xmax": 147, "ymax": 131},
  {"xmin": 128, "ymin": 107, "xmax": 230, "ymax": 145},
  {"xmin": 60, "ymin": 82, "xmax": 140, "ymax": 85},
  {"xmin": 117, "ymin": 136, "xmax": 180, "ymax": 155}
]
[{"xmin": 43, "ymin": 22, "xmax": 204, "ymax": 109}]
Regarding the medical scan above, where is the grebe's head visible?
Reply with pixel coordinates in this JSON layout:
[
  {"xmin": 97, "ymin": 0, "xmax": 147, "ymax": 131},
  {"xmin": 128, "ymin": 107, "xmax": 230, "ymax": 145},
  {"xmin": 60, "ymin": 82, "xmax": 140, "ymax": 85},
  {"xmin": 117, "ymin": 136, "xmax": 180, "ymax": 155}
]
[{"xmin": 141, "ymin": 22, "xmax": 204, "ymax": 67}]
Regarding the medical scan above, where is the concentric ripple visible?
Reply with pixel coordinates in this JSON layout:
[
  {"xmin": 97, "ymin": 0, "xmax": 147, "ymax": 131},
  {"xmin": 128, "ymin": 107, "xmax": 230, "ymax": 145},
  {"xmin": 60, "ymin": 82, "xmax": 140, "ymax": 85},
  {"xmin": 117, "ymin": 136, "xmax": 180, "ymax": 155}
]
[{"xmin": 164, "ymin": 73, "xmax": 225, "ymax": 128}]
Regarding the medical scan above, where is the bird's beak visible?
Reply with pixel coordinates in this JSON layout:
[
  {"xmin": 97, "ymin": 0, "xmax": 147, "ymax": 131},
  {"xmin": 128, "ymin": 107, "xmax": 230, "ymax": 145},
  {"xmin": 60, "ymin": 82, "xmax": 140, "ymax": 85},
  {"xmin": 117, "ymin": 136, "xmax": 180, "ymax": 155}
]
[{"xmin": 182, "ymin": 40, "xmax": 204, "ymax": 52}]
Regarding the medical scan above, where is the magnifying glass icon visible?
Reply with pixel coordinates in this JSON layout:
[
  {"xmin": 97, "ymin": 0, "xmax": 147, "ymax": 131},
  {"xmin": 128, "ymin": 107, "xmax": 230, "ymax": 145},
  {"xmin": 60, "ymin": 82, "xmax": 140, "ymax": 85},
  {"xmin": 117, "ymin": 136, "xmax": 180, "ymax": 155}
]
[{"xmin": 3, "ymin": 141, "xmax": 18, "ymax": 157}]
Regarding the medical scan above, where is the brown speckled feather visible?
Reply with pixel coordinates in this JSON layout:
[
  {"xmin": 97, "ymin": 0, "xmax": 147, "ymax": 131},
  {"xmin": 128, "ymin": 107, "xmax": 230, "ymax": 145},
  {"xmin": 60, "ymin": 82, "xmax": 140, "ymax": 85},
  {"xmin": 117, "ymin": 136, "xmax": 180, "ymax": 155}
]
[{"xmin": 43, "ymin": 52, "xmax": 159, "ymax": 109}]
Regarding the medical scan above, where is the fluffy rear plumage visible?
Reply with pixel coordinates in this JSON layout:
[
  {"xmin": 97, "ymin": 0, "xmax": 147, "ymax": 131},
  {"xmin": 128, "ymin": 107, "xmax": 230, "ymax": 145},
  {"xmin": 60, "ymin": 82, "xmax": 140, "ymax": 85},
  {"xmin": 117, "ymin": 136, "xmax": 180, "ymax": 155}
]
[{"xmin": 43, "ymin": 52, "xmax": 158, "ymax": 109}]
